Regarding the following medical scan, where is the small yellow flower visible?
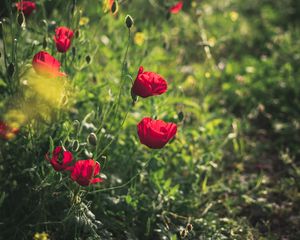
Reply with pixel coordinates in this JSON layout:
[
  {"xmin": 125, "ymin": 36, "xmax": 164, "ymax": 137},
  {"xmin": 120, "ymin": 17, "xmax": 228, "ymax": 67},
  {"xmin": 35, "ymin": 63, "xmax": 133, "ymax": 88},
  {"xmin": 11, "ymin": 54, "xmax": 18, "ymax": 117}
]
[
  {"xmin": 79, "ymin": 17, "xmax": 89, "ymax": 26},
  {"xmin": 33, "ymin": 233, "xmax": 40, "ymax": 240},
  {"xmin": 230, "ymin": 11, "xmax": 239, "ymax": 22},
  {"xmin": 205, "ymin": 72, "xmax": 211, "ymax": 78},
  {"xmin": 207, "ymin": 37, "xmax": 216, "ymax": 47},
  {"xmin": 134, "ymin": 32, "xmax": 146, "ymax": 46},
  {"xmin": 33, "ymin": 232, "xmax": 49, "ymax": 240}
]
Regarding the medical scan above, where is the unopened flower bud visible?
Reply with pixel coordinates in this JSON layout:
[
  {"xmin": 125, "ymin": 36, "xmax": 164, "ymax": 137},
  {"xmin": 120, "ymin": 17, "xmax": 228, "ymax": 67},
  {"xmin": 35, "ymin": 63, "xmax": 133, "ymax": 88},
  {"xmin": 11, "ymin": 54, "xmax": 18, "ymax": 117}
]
[
  {"xmin": 186, "ymin": 223, "xmax": 193, "ymax": 232},
  {"xmin": 178, "ymin": 111, "xmax": 184, "ymax": 122},
  {"xmin": 85, "ymin": 55, "xmax": 91, "ymax": 64},
  {"xmin": 180, "ymin": 229, "xmax": 187, "ymax": 238},
  {"xmin": 17, "ymin": 13, "xmax": 25, "ymax": 26},
  {"xmin": 111, "ymin": 1, "xmax": 118, "ymax": 15},
  {"xmin": 87, "ymin": 133, "xmax": 97, "ymax": 146},
  {"xmin": 125, "ymin": 15, "xmax": 134, "ymax": 29}
]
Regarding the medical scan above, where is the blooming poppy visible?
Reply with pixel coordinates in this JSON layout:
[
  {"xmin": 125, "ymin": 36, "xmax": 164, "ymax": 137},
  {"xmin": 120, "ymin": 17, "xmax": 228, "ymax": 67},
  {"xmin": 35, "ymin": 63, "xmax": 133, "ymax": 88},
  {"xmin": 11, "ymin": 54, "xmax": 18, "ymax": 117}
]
[
  {"xmin": 131, "ymin": 66, "xmax": 168, "ymax": 98},
  {"xmin": 137, "ymin": 117, "xmax": 177, "ymax": 149},
  {"xmin": 32, "ymin": 51, "xmax": 65, "ymax": 77},
  {"xmin": 169, "ymin": 1, "xmax": 183, "ymax": 14},
  {"xmin": 70, "ymin": 160, "xmax": 103, "ymax": 186},
  {"xmin": 54, "ymin": 26, "xmax": 74, "ymax": 53},
  {"xmin": 0, "ymin": 121, "xmax": 19, "ymax": 140},
  {"xmin": 16, "ymin": 1, "xmax": 36, "ymax": 17},
  {"xmin": 45, "ymin": 146, "xmax": 73, "ymax": 171}
]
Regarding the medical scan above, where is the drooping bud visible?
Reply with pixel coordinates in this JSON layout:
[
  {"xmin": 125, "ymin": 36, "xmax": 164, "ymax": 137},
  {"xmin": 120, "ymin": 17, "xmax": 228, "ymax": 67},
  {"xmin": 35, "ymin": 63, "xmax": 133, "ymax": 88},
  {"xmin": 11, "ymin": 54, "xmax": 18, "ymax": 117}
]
[
  {"xmin": 178, "ymin": 111, "xmax": 184, "ymax": 122},
  {"xmin": 87, "ymin": 133, "xmax": 97, "ymax": 146},
  {"xmin": 17, "ymin": 12, "xmax": 25, "ymax": 26},
  {"xmin": 85, "ymin": 55, "xmax": 91, "ymax": 64},
  {"xmin": 180, "ymin": 229, "xmax": 188, "ymax": 238},
  {"xmin": 186, "ymin": 223, "xmax": 193, "ymax": 232},
  {"xmin": 125, "ymin": 15, "xmax": 134, "ymax": 29}
]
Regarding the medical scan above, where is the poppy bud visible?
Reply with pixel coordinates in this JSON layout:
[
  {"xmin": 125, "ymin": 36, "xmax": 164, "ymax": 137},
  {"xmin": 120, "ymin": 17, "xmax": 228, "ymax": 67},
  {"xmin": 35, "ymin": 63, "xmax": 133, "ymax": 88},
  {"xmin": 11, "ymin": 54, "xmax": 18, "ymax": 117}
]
[
  {"xmin": 87, "ymin": 133, "xmax": 97, "ymax": 146},
  {"xmin": 125, "ymin": 15, "xmax": 134, "ymax": 29},
  {"xmin": 85, "ymin": 55, "xmax": 91, "ymax": 64},
  {"xmin": 111, "ymin": 1, "xmax": 118, "ymax": 15},
  {"xmin": 17, "ymin": 13, "xmax": 25, "ymax": 26},
  {"xmin": 72, "ymin": 140, "xmax": 80, "ymax": 152},
  {"xmin": 180, "ymin": 229, "xmax": 187, "ymax": 238},
  {"xmin": 178, "ymin": 111, "xmax": 184, "ymax": 122},
  {"xmin": 7, "ymin": 63, "xmax": 15, "ymax": 77},
  {"xmin": 186, "ymin": 223, "xmax": 193, "ymax": 232}
]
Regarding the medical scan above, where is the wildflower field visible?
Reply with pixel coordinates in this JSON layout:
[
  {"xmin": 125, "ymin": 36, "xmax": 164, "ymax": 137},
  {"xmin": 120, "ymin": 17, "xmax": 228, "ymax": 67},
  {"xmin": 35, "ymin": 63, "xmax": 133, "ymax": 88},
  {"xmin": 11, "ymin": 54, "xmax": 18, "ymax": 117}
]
[{"xmin": 1, "ymin": 0, "xmax": 300, "ymax": 239}]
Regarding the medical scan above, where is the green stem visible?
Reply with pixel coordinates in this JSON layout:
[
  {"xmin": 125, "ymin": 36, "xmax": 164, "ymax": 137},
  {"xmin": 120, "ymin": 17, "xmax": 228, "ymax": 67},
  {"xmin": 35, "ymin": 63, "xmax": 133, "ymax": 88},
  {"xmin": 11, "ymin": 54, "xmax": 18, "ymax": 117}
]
[{"xmin": 88, "ymin": 155, "xmax": 153, "ymax": 194}]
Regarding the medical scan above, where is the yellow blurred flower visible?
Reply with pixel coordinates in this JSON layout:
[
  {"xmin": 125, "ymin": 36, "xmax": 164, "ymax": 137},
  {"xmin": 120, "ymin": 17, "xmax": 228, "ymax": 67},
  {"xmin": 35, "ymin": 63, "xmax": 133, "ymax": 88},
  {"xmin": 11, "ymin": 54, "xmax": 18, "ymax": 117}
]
[
  {"xmin": 205, "ymin": 72, "xmax": 211, "ymax": 78},
  {"xmin": 34, "ymin": 232, "xmax": 49, "ymax": 240},
  {"xmin": 134, "ymin": 32, "xmax": 146, "ymax": 46},
  {"xmin": 182, "ymin": 75, "xmax": 196, "ymax": 92},
  {"xmin": 230, "ymin": 11, "xmax": 239, "ymax": 22},
  {"xmin": 208, "ymin": 37, "xmax": 216, "ymax": 47},
  {"xmin": 79, "ymin": 17, "xmax": 89, "ymax": 26}
]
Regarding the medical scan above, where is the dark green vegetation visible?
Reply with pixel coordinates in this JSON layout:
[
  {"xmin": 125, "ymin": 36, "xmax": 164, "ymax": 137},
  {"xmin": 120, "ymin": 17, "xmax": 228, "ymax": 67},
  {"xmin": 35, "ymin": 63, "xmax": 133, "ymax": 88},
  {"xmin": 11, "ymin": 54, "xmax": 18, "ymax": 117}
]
[{"xmin": 1, "ymin": 0, "xmax": 300, "ymax": 239}]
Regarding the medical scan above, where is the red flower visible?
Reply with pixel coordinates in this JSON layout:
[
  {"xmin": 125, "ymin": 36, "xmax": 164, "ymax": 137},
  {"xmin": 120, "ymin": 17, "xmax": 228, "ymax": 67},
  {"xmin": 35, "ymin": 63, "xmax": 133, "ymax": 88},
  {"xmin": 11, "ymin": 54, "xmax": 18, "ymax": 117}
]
[
  {"xmin": 70, "ymin": 160, "xmax": 103, "ymax": 186},
  {"xmin": 32, "ymin": 51, "xmax": 65, "ymax": 77},
  {"xmin": 45, "ymin": 146, "xmax": 73, "ymax": 171},
  {"xmin": 16, "ymin": 1, "xmax": 36, "ymax": 17},
  {"xmin": 131, "ymin": 66, "xmax": 167, "ymax": 98},
  {"xmin": 54, "ymin": 26, "xmax": 74, "ymax": 53},
  {"xmin": 137, "ymin": 117, "xmax": 177, "ymax": 149},
  {"xmin": 0, "ymin": 121, "xmax": 19, "ymax": 140},
  {"xmin": 169, "ymin": 1, "xmax": 183, "ymax": 14}
]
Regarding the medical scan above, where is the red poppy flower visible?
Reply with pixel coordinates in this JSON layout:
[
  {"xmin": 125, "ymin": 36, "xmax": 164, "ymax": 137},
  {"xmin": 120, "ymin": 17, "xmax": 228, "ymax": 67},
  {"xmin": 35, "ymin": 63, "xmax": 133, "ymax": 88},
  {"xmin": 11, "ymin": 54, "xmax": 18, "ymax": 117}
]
[
  {"xmin": 54, "ymin": 26, "xmax": 74, "ymax": 53},
  {"xmin": 70, "ymin": 160, "xmax": 103, "ymax": 186},
  {"xmin": 0, "ymin": 121, "xmax": 19, "ymax": 140},
  {"xmin": 169, "ymin": 1, "xmax": 183, "ymax": 14},
  {"xmin": 108, "ymin": 0, "xmax": 114, "ymax": 9},
  {"xmin": 137, "ymin": 117, "xmax": 177, "ymax": 149},
  {"xmin": 32, "ymin": 51, "xmax": 65, "ymax": 77},
  {"xmin": 16, "ymin": 1, "xmax": 36, "ymax": 17},
  {"xmin": 131, "ymin": 66, "xmax": 168, "ymax": 98},
  {"xmin": 45, "ymin": 146, "xmax": 73, "ymax": 171}
]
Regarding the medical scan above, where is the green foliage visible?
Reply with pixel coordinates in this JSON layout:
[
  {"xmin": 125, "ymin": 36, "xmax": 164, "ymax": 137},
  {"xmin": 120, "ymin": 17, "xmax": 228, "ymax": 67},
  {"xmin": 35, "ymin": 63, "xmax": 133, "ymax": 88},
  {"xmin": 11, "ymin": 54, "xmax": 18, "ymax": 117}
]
[{"xmin": 1, "ymin": 0, "xmax": 300, "ymax": 239}]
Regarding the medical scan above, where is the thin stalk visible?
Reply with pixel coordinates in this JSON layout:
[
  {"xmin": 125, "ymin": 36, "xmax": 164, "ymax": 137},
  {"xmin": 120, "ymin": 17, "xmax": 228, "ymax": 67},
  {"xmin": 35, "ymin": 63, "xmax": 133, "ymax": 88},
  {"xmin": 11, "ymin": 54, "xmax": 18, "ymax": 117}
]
[{"xmin": 88, "ymin": 156, "xmax": 153, "ymax": 194}]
